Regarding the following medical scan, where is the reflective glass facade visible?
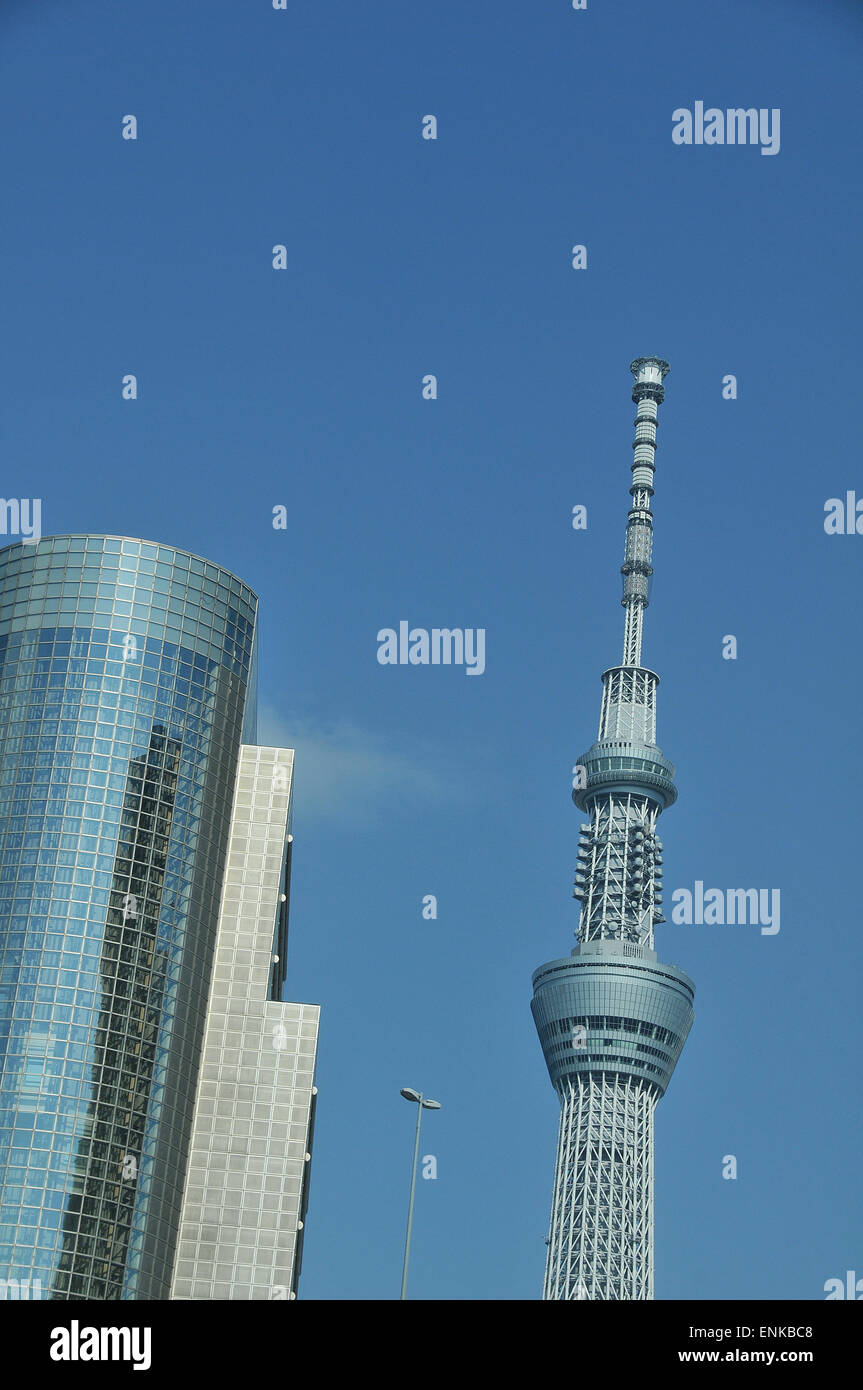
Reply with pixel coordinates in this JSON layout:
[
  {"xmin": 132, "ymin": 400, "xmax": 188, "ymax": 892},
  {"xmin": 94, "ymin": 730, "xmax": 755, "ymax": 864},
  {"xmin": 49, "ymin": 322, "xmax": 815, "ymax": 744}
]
[{"xmin": 0, "ymin": 536, "xmax": 257, "ymax": 1299}]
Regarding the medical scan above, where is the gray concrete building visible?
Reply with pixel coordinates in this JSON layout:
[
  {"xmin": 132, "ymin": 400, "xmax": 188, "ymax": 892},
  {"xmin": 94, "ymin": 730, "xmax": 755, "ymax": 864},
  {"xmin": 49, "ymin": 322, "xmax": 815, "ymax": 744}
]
[{"xmin": 170, "ymin": 745, "xmax": 319, "ymax": 1301}]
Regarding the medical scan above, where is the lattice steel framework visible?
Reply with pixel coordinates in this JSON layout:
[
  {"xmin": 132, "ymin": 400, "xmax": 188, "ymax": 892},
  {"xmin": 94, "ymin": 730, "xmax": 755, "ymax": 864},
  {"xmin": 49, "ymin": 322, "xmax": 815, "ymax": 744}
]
[
  {"xmin": 531, "ymin": 358, "xmax": 695, "ymax": 1301},
  {"xmin": 543, "ymin": 1074, "xmax": 655, "ymax": 1301}
]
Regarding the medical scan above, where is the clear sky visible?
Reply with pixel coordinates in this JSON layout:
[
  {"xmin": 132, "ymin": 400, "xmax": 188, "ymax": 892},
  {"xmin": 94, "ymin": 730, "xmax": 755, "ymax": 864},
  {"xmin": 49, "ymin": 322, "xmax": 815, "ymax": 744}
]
[{"xmin": 1, "ymin": 0, "xmax": 861, "ymax": 1300}]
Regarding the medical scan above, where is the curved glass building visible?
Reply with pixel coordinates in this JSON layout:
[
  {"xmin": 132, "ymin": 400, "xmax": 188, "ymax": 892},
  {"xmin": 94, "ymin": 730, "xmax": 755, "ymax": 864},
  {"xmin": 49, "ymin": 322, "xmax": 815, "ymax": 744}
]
[{"xmin": 0, "ymin": 536, "xmax": 319, "ymax": 1301}]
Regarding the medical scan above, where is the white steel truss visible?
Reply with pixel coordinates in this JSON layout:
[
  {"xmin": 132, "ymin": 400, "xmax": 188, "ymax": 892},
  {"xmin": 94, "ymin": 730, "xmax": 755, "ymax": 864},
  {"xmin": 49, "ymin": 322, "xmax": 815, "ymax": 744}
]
[
  {"xmin": 574, "ymin": 795, "xmax": 663, "ymax": 948},
  {"xmin": 543, "ymin": 1072, "xmax": 657, "ymax": 1300},
  {"xmin": 599, "ymin": 667, "xmax": 658, "ymax": 744}
]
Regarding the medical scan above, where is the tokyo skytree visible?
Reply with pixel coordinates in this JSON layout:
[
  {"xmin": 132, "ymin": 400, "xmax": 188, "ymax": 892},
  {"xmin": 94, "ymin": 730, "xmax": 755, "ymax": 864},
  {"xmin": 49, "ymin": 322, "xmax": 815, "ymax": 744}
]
[{"xmin": 531, "ymin": 357, "xmax": 695, "ymax": 1300}]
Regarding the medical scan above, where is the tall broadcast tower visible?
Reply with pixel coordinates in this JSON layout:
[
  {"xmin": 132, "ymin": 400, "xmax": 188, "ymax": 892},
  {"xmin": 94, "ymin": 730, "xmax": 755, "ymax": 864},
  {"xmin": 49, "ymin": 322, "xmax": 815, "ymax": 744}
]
[{"xmin": 531, "ymin": 358, "xmax": 695, "ymax": 1301}]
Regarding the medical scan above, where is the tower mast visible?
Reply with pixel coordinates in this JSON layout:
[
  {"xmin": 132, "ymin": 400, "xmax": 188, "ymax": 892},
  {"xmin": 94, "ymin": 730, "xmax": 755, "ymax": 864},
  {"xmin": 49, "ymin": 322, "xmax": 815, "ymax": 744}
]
[{"xmin": 531, "ymin": 357, "xmax": 695, "ymax": 1300}]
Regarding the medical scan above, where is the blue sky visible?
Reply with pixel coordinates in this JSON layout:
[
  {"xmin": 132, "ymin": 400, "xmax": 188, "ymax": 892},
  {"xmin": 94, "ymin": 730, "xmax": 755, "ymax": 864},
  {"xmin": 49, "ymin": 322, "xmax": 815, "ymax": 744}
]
[{"xmin": 2, "ymin": 0, "xmax": 861, "ymax": 1299}]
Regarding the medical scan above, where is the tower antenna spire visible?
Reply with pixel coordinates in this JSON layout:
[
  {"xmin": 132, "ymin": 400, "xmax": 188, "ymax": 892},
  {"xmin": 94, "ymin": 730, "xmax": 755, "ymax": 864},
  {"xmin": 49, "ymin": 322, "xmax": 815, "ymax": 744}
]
[
  {"xmin": 531, "ymin": 356, "xmax": 694, "ymax": 1301},
  {"xmin": 621, "ymin": 357, "xmax": 670, "ymax": 667}
]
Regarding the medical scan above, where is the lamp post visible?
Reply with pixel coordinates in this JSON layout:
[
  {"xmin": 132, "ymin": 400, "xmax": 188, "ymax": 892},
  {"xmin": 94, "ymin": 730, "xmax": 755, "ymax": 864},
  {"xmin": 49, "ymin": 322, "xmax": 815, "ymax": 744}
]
[{"xmin": 399, "ymin": 1087, "xmax": 441, "ymax": 1300}]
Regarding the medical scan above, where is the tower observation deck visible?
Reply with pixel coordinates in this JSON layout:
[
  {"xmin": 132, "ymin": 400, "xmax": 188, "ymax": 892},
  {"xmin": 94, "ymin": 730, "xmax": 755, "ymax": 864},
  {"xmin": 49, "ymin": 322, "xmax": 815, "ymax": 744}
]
[{"xmin": 531, "ymin": 358, "xmax": 694, "ymax": 1301}]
